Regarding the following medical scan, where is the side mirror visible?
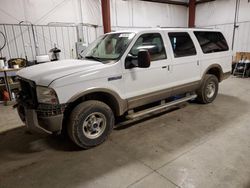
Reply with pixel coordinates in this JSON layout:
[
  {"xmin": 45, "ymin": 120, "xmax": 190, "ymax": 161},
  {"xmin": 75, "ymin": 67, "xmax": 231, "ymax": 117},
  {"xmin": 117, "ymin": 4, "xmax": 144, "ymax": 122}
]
[
  {"xmin": 138, "ymin": 50, "xmax": 151, "ymax": 68},
  {"xmin": 125, "ymin": 54, "xmax": 137, "ymax": 69}
]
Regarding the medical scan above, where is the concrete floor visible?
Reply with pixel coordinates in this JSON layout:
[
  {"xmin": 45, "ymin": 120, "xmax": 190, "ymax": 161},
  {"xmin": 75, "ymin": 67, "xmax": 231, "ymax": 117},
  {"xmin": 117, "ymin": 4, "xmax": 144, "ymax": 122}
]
[{"xmin": 0, "ymin": 76, "xmax": 250, "ymax": 188}]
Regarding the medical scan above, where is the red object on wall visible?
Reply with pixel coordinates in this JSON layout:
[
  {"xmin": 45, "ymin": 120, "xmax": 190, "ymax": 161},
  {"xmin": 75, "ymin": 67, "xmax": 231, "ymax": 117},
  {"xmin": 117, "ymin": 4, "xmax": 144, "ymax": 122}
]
[
  {"xmin": 188, "ymin": 0, "xmax": 196, "ymax": 28},
  {"xmin": 101, "ymin": 0, "xmax": 111, "ymax": 33}
]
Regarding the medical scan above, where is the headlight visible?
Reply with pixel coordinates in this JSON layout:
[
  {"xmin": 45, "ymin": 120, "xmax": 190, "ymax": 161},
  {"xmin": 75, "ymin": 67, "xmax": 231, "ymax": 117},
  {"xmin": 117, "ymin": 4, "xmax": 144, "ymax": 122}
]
[{"xmin": 36, "ymin": 86, "xmax": 58, "ymax": 104}]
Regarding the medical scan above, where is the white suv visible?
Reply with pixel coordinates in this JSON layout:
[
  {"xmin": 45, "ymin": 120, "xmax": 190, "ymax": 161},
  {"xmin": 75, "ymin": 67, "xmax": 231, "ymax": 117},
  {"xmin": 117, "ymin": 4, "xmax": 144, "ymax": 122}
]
[{"xmin": 16, "ymin": 28, "xmax": 231, "ymax": 148}]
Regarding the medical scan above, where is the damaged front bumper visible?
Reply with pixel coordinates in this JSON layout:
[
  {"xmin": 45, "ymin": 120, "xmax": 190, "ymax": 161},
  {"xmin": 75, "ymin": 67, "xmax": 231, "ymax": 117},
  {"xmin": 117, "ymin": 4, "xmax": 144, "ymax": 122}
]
[{"xmin": 17, "ymin": 103, "xmax": 66, "ymax": 134}]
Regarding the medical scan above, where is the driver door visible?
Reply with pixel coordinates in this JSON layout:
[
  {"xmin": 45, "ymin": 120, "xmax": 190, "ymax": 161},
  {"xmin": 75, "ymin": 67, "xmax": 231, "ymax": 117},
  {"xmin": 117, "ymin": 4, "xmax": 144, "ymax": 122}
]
[{"xmin": 122, "ymin": 32, "xmax": 172, "ymax": 109}]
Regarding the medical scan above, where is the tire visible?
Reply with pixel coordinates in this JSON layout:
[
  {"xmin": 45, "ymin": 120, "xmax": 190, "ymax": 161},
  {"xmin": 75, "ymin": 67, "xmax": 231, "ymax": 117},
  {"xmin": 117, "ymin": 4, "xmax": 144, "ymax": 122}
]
[
  {"xmin": 246, "ymin": 69, "xmax": 250, "ymax": 78},
  {"xmin": 67, "ymin": 100, "xmax": 114, "ymax": 149},
  {"xmin": 17, "ymin": 104, "xmax": 26, "ymax": 123},
  {"xmin": 196, "ymin": 74, "xmax": 219, "ymax": 104}
]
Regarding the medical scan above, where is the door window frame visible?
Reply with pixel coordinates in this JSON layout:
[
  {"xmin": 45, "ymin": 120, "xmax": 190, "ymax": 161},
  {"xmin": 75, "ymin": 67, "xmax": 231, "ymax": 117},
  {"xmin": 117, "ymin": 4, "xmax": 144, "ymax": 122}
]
[{"xmin": 124, "ymin": 32, "xmax": 168, "ymax": 69}]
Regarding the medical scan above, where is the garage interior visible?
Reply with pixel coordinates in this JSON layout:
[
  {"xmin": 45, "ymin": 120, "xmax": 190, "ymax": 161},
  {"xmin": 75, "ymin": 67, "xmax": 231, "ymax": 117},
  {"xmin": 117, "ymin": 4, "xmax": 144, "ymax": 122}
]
[{"xmin": 1, "ymin": 0, "xmax": 250, "ymax": 188}]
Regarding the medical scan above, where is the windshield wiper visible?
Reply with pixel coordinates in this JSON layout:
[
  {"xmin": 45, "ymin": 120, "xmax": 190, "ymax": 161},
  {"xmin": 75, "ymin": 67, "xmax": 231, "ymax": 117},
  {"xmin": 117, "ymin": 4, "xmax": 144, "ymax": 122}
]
[{"xmin": 85, "ymin": 55, "xmax": 103, "ymax": 62}]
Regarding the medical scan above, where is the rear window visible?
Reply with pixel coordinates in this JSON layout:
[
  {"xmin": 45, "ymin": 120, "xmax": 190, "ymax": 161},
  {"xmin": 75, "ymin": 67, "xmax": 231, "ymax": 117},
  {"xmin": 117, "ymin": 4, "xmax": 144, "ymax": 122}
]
[
  {"xmin": 168, "ymin": 32, "xmax": 197, "ymax": 58},
  {"xmin": 194, "ymin": 31, "xmax": 229, "ymax": 54}
]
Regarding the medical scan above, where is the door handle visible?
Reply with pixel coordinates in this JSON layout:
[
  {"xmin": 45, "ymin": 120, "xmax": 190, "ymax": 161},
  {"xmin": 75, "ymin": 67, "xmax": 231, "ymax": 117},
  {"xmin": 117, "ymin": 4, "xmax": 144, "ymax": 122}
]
[
  {"xmin": 162, "ymin": 65, "xmax": 170, "ymax": 71},
  {"xmin": 197, "ymin": 60, "xmax": 200, "ymax": 66}
]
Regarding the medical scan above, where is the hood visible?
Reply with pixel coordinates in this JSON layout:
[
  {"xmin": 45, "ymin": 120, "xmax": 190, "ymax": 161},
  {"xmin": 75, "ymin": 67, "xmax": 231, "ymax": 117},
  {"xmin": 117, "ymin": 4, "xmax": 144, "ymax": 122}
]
[{"xmin": 17, "ymin": 59, "xmax": 104, "ymax": 86}]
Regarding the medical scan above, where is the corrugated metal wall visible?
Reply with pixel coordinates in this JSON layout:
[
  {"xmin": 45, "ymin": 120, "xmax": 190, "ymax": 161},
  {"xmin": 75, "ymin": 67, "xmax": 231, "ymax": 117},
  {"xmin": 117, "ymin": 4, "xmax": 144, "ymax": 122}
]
[{"xmin": 0, "ymin": 24, "xmax": 78, "ymax": 60}]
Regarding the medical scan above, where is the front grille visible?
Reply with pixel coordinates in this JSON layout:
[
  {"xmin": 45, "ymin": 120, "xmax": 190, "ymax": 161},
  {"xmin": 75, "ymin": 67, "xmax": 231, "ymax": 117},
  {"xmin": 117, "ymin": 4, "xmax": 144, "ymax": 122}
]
[
  {"xmin": 18, "ymin": 78, "xmax": 38, "ymax": 108},
  {"xmin": 36, "ymin": 103, "xmax": 67, "ymax": 117}
]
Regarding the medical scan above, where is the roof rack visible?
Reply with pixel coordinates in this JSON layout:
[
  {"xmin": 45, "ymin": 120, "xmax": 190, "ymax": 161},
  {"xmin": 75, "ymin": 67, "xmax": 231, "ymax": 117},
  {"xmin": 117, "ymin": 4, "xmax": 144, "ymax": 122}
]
[{"xmin": 159, "ymin": 27, "xmax": 214, "ymax": 29}]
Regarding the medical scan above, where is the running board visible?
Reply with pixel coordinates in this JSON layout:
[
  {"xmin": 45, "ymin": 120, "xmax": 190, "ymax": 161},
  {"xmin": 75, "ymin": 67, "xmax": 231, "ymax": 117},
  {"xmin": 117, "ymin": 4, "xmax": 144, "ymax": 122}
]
[{"xmin": 126, "ymin": 94, "xmax": 197, "ymax": 119}]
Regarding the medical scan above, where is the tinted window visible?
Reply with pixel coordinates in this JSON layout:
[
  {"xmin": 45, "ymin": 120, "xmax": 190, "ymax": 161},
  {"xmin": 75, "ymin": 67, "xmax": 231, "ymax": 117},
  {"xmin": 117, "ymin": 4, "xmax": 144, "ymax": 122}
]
[
  {"xmin": 168, "ymin": 32, "xmax": 197, "ymax": 58},
  {"xmin": 129, "ymin": 33, "xmax": 167, "ymax": 61},
  {"xmin": 194, "ymin": 31, "xmax": 229, "ymax": 54}
]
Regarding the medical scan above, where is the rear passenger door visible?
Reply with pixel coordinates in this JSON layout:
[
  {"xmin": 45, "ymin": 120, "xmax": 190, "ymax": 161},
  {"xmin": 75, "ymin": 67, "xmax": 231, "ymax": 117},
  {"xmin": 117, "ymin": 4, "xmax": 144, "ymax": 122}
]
[{"xmin": 166, "ymin": 32, "xmax": 201, "ymax": 91}]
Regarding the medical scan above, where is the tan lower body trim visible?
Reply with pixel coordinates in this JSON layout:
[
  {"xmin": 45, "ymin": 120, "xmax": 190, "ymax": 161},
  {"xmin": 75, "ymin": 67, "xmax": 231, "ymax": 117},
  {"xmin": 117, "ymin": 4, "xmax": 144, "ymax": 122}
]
[{"xmin": 127, "ymin": 81, "xmax": 200, "ymax": 110}]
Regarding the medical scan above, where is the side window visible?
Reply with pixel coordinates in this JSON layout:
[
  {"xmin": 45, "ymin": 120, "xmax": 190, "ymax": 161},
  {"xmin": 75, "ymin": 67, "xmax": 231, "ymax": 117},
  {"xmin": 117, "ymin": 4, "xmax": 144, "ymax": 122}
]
[
  {"xmin": 194, "ymin": 31, "xmax": 229, "ymax": 54},
  {"xmin": 129, "ymin": 33, "xmax": 167, "ymax": 61},
  {"xmin": 168, "ymin": 32, "xmax": 197, "ymax": 58}
]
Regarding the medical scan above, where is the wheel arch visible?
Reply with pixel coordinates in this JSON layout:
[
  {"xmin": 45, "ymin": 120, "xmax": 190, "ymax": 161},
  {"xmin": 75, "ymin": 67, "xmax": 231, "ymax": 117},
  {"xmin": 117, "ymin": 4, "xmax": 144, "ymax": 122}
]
[
  {"xmin": 203, "ymin": 64, "xmax": 223, "ymax": 82},
  {"xmin": 66, "ymin": 88, "xmax": 127, "ymax": 117}
]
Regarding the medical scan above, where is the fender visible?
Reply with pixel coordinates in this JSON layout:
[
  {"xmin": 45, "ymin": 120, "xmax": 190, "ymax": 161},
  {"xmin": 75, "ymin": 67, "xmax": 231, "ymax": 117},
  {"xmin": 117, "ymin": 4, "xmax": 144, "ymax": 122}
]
[
  {"xmin": 67, "ymin": 88, "xmax": 128, "ymax": 116},
  {"xmin": 201, "ymin": 64, "xmax": 223, "ymax": 82}
]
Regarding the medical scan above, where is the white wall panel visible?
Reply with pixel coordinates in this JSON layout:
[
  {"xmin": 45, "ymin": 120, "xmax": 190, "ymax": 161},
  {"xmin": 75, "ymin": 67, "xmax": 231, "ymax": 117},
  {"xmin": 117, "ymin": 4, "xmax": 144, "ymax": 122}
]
[
  {"xmin": 0, "ymin": 0, "xmax": 26, "ymax": 23},
  {"xmin": 0, "ymin": 0, "xmax": 188, "ymax": 60},
  {"xmin": 81, "ymin": 0, "xmax": 102, "ymax": 25},
  {"xmin": 132, "ymin": 0, "xmax": 187, "ymax": 27},
  {"xmin": 0, "ymin": 0, "xmax": 187, "ymax": 27},
  {"xmin": 196, "ymin": 0, "xmax": 235, "ymax": 26},
  {"xmin": 0, "ymin": 0, "xmax": 100, "ymax": 25},
  {"xmin": 110, "ymin": 0, "xmax": 132, "ymax": 27},
  {"xmin": 196, "ymin": 0, "xmax": 250, "ymax": 54},
  {"xmin": 110, "ymin": 0, "xmax": 187, "ymax": 28},
  {"xmin": 238, "ymin": 0, "xmax": 250, "ymax": 22},
  {"xmin": 234, "ymin": 22, "xmax": 250, "ymax": 52}
]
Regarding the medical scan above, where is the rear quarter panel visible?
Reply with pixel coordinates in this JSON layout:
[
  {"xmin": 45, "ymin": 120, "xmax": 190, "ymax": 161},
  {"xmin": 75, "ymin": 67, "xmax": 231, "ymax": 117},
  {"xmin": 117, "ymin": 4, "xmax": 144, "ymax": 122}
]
[
  {"xmin": 199, "ymin": 51, "xmax": 232, "ymax": 75},
  {"xmin": 190, "ymin": 30, "xmax": 232, "ymax": 76}
]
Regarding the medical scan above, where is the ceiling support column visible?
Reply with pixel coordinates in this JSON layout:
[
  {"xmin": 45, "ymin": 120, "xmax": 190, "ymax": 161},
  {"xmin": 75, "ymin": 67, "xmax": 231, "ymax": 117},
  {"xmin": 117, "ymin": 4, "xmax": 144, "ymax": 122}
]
[
  {"xmin": 188, "ymin": 0, "xmax": 196, "ymax": 27},
  {"xmin": 101, "ymin": 0, "xmax": 111, "ymax": 33}
]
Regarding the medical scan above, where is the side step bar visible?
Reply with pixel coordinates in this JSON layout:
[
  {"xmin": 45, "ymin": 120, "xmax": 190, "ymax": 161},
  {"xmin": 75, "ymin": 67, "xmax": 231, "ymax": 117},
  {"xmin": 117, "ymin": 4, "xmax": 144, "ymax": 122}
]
[{"xmin": 126, "ymin": 94, "xmax": 197, "ymax": 119}]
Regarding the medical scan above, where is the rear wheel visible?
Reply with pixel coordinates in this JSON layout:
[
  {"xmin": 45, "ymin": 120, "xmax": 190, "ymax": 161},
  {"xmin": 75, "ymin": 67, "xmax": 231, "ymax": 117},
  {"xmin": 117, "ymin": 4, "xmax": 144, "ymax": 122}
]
[
  {"xmin": 67, "ymin": 100, "xmax": 114, "ymax": 149},
  {"xmin": 196, "ymin": 74, "xmax": 219, "ymax": 104},
  {"xmin": 246, "ymin": 69, "xmax": 250, "ymax": 78}
]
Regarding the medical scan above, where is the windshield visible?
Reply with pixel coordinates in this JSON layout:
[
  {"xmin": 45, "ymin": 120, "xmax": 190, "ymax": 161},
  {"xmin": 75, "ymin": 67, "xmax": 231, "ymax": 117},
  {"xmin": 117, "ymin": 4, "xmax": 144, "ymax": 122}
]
[{"xmin": 82, "ymin": 32, "xmax": 136, "ymax": 63}]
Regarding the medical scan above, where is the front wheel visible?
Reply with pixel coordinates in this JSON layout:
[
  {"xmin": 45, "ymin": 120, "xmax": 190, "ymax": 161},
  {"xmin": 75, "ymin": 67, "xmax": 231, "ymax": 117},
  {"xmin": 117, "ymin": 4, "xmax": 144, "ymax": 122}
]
[
  {"xmin": 67, "ymin": 100, "xmax": 114, "ymax": 149},
  {"xmin": 196, "ymin": 74, "xmax": 219, "ymax": 104}
]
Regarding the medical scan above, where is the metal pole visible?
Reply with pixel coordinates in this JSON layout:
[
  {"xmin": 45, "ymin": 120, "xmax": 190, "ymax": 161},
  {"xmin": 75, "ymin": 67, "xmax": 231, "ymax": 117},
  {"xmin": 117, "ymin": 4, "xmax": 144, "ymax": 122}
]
[
  {"xmin": 86, "ymin": 26, "xmax": 89, "ymax": 44},
  {"xmin": 27, "ymin": 25, "xmax": 35, "ymax": 60},
  {"xmin": 67, "ymin": 27, "xmax": 71, "ymax": 57},
  {"xmin": 31, "ymin": 24, "xmax": 39, "ymax": 56},
  {"xmin": 78, "ymin": 0, "xmax": 84, "ymax": 24},
  {"xmin": 3, "ymin": 25, "xmax": 11, "ymax": 59},
  {"xmin": 12, "ymin": 25, "xmax": 19, "ymax": 57},
  {"xmin": 94, "ymin": 26, "xmax": 98, "ymax": 40},
  {"xmin": 19, "ymin": 24, "xmax": 27, "ymax": 60},
  {"xmin": 231, "ymin": 0, "xmax": 240, "ymax": 51},
  {"xmin": 48, "ymin": 26, "xmax": 53, "ymax": 48},
  {"xmin": 78, "ymin": 0, "xmax": 84, "ymax": 42},
  {"xmin": 42, "ymin": 26, "xmax": 47, "ymax": 53},
  {"xmin": 61, "ymin": 27, "xmax": 66, "ymax": 58},
  {"xmin": 55, "ymin": 27, "xmax": 59, "ymax": 47}
]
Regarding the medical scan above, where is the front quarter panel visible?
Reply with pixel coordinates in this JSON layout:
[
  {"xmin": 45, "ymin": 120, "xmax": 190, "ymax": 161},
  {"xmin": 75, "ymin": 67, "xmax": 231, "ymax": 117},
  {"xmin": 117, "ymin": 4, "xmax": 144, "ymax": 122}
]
[{"xmin": 49, "ymin": 61, "xmax": 125, "ymax": 104}]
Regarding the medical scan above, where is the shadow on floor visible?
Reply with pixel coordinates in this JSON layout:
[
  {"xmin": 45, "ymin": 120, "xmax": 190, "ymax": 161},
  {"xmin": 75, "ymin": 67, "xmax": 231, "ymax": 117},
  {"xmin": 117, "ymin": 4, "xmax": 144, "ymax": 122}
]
[{"xmin": 0, "ymin": 94, "xmax": 249, "ymax": 188}]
